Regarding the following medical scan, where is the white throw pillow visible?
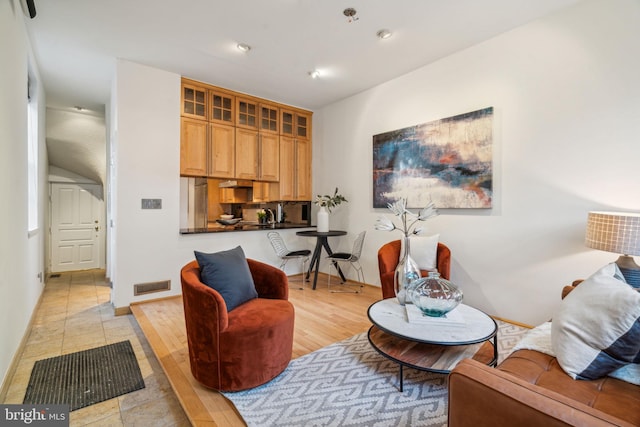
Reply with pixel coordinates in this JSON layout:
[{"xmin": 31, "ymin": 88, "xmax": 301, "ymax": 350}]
[
  {"xmin": 551, "ymin": 263, "xmax": 640, "ymax": 381},
  {"xmin": 401, "ymin": 234, "xmax": 439, "ymax": 271}
]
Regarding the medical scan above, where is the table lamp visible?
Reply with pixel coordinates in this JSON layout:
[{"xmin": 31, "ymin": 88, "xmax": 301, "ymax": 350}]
[{"xmin": 585, "ymin": 211, "xmax": 640, "ymax": 288}]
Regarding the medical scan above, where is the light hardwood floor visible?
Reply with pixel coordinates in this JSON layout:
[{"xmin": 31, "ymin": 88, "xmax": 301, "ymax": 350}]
[{"xmin": 131, "ymin": 275, "xmax": 382, "ymax": 427}]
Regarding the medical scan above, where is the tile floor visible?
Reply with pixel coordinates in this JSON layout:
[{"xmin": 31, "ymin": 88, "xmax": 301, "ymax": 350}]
[{"xmin": 2, "ymin": 270, "xmax": 190, "ymax": 426}]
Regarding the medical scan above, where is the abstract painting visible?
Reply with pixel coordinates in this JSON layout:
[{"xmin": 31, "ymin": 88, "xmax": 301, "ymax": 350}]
[{"xmin": 373, "ymin": 107, "xmax": 493, "ymax": 209}]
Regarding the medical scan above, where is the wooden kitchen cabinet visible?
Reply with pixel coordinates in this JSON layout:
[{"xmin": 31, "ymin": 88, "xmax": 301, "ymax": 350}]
[
  {"xmin": 295, "ymin": 138, "xmax": 311, "ymax": 199},
  {"xmin": 280, "ymin": 108, "xmax": 311, "ymax": 140},
  {"xmin": 259, "ymin": 133, "xmax": 279, "ymax": 181},
  {"xmin": 180, "ymin": 117, "xmax": 208, "ymax": 176},
  {"xmin": 181, "ymin": 82, "xmax": 207, "ymax": 120},
  {"xmin": 260, "ymin": 103, "xmax": 279, "ymax": 134},
  {"xmin": 235, "ymin": 128, "xmax": 259, "ymax": 180},
  {"xmin": 235, "ymin": 128, "xmax": 279, "ymax": 182},
  {"xmin": 208, "ymin": 123, "xmax": 235, "ymax": 178},
  {"xmin": 180, "ymin": 119, "xmax": 235, "ymax": 178},
  {"xmin": 278, "ymin": 135, "xmax": 311, "ymax": 200},
  {"xmin": 180, "ymin": 78, "xmax": 311, "ymax": 197},
  {"xmin": 236, "ymin": 97, "xmax": 258, "ymax": 129},
  {"xmin": 219, "ymin": 187, "xmax": 249, "ymax": 203},
  {"xmin": 253, "ymin": 181, "xmax": 278, "ymax": 202},
  {"xmin": 209, "ymin": 90, "xmax": 235, "ymax": 125}
]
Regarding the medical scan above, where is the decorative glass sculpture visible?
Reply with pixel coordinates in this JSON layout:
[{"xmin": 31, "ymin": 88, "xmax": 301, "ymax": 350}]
[
  {"xmin": 394, "ymin": 236, "xmax": 420, "ymax": 306},
  {"xmin": 409, "ymin": 271, "xmax": 463, "ymax": 317}
]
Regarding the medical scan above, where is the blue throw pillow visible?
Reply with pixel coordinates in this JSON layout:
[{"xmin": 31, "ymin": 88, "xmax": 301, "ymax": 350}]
[{"xmin": 194, "ymin": 246, "xmax": 258, "ymax": 311}]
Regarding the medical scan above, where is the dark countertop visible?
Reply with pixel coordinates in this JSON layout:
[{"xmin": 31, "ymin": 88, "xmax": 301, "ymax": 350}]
[{"xmin": 180, "ymin": 222, "xmax": 313, "ymax": 234}]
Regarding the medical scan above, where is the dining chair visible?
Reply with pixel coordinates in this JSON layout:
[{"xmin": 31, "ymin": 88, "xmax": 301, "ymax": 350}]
[
  {"xmin": 326, "ymin": 230, "xmax": 366, "ymax": 293},
  {"xmin": 267, "ymin": 231, "xmax": 311, "ymax": 289}
]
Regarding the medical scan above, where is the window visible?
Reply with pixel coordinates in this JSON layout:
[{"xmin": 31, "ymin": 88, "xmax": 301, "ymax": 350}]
[{"xmin": 27, "ymin": 73, "xmax": 38, "ymax": 233}]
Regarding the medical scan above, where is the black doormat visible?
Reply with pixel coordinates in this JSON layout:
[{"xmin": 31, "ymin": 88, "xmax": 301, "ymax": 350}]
[{"xmin": 23, "ymin": 340, "xmax": 145, "ymax": 411}]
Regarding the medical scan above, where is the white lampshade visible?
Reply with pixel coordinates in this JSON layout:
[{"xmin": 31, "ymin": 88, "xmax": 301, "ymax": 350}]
[
  {"xmin": 585, "ymin": 211, "xmax": 640, "ymax": 256},
  {"xmin": 585, "ymin": 211, "xmax": 640, "ymax": 288}
]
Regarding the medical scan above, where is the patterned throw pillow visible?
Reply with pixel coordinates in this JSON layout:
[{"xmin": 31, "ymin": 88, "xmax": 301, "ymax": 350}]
[{"xmin": 551, "ymin": 263, "xmax": 640, "ymax": 380}]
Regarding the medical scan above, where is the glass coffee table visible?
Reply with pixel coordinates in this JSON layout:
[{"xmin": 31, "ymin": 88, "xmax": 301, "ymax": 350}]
[{"xmin": 367, "ymin": 299, "xmax": 498, "ymax": 391}]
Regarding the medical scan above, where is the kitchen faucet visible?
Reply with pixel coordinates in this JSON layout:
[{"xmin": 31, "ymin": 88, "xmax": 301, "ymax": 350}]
[{"xmin": 265, "ymin": 208, "xmax": 275, "ymax": 225}]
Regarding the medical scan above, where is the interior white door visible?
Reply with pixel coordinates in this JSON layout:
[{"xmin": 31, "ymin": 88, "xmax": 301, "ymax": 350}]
[{"xmin": 50, "ymin": 183, "xmax": 104, "ymax": 272}]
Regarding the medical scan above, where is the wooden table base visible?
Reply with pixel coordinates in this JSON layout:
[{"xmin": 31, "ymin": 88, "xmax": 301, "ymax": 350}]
[{"xmin": 368, "ymin": 326, "xmax": 496, "ymax": 391}]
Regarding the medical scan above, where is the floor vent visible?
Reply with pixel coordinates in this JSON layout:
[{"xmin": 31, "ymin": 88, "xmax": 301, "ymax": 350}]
[
  {"xmin": 134, "ymin": 280, "xmax": 171, "ymax": 296},
  {"xmin": 49, "ymin": 274, "xmax": 61, "ymax": 278}
]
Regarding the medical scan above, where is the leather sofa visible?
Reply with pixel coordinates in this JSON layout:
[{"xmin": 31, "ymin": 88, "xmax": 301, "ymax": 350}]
[{"xmin": 448, "ymin": 283, "xmax": 640, "ymax": 426}]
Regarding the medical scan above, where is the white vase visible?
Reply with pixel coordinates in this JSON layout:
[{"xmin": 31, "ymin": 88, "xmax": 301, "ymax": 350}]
[{"xmin": 317, "ymin": 206, "xmax": 329, "ymax": 232}]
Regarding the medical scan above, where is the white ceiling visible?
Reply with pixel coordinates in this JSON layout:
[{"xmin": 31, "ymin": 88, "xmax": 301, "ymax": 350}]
[{"xmin": 25, "ymin": 0, "xmax": 582, "ymax": 115}]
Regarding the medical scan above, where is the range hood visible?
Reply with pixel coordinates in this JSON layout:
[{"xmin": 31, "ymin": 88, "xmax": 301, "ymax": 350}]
[{"xmin": 218, "ymin": 179, "xmax": 253, "ymax": 188}]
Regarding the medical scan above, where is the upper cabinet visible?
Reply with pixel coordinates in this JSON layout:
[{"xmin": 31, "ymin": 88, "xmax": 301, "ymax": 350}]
[
  {"xmin": 180, "ymin": 117, "xmax": 208, "ymax": 177},
  {"xmin": 237, "ymin": 97, "xmax": 280, "ymax": 133},
  {"xmin": 280, "ymin": 108, "xmax": 311, "ymax": 140},
  {"xmin": 278, "ymin": 136, "xmax": 311, "ymax": 201},
  {"xmin": 209, "ymin": 90, "xmax": 235, "ymax": 125},
  {"xmin": 260, "ymin": 103, "xmax": 279, "ymax": 134},
  {"xmin": 236, "ymin": 97, "xmax": 258, "ymax": 129},
  {"xmin": 180, "ymin": 78, "xmax": 311, "ymax": 198},
  {"xmin": 209, "ymin": 123, "xmax": 235, "ymax": 178},
  {"xmin": 235, "ymin": 128, "xmax": 279, "ymax": 182},
  {"xmin": 181, "ymin": 82, "xmax": 207, "ymax": 120}
]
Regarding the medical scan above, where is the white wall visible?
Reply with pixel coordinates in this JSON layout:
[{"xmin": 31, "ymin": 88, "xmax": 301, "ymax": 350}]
[
  {"xmin": 109, "ymin": 60, "xmax": 311, "ymax": 308},
  {"xmin": 46, "ymin": 108, "xmax": 106, "ymax": 185},
  {"xmin": 313, "ymin": 0, "xmax": 640, "ymax": 325},
  {"xmin": 108, "ymin": 1, "xmax": 639, "ymax": 324},
  {"xmin": 0, "ymin": 0, "xmax": 48, "ymax": 389}
]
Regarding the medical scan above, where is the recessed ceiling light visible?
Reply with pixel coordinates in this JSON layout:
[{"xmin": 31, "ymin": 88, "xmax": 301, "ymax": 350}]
[
  {"xmin": 343, "ymin": 8, "xmax": 358, "ymax": 23},
  {"xmin": 237, "ymin": 43, "xmax": 251, "ymax": 52},
  {"xmin": 376, "ymin": 29, "xmax": 392, "ymax": 40},
  {"xmin": 308, "ymin": 70, "xmax": 320, "ymax": 79}
]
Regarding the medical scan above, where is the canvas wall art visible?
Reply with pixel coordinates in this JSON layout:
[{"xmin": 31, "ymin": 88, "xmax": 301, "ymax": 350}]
[{"xmin": 372, "ymin": 107, "xmax": 493, "ymax": 209}]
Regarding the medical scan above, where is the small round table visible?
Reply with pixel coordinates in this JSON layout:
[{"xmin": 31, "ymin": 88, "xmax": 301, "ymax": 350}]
[
  {"xmin": 367, "ymin": 299, "xmax": 498, "ymax": 391},
  {"xmin": 296, "ymin": 230, "xmax": 347, "ymax": 290}
]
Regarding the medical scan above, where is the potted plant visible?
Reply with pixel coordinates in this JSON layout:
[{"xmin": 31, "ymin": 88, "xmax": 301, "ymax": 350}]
[
  {"xmin": 257, "ymin": 209, "xmax": 267, "ymax": 224},
  {"xmin": 314, "ymin": 188, "xmax": 347, "ymax": 232}
]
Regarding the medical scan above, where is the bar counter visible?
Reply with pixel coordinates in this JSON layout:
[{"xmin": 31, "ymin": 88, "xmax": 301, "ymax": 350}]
[{"xmin": 180, "ymin": 222, "xmax": 313, "ymax": 234}]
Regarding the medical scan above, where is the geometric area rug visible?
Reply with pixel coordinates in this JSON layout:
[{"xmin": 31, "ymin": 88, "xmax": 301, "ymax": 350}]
[
  {"xmin": 223, "ymin": 320, "xmax": 528, "ymax": 427},
  {"xmin": 23, "ymin": 340, "xmax": 145, "ymax": 411}
]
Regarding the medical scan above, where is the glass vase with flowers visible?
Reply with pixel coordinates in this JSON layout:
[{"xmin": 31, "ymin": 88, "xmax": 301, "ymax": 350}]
[{"xmin": 374, "ymin": 197, "xmax": 438, "ymax": 305}]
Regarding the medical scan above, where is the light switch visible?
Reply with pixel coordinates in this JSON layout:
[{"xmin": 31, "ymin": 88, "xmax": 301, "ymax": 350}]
[{"xmin": 141, "ymin": 199, "xmax": 162, "ymax": 209}]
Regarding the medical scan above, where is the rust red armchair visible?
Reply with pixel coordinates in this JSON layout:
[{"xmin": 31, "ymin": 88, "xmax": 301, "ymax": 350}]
[
  {"xmin": 181, "ymin": 258, "xmax": 295, "ymax": 391},
  {"xmin": 377, "ymin": 240, "xmax": 451, "ymax": 299}
]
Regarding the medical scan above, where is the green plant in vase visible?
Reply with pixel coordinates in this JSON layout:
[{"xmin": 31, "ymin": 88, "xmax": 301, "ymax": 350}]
[{"xmin": 314, "ymin": 188, "xmax": 347, "ymax": 232}]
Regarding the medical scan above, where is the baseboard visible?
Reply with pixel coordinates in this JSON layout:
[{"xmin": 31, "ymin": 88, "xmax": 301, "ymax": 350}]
[
  {"xmin": 117, "ymin": 295, "xmax": 182, "ymax": 316},
  {"xmin": 130, "ymin": 295, "xmax": 181, "ymax": 306},
  {"xmin": 491, "ymin": 315, "xmax": 533, "ymax": 329},
  {"xmin": 114, "ymin": 306, "xmax": 132, "ymax": 316},
  {"xmin": 0, "ymin": 287, "xmax": 45, "ymax": 401}
]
